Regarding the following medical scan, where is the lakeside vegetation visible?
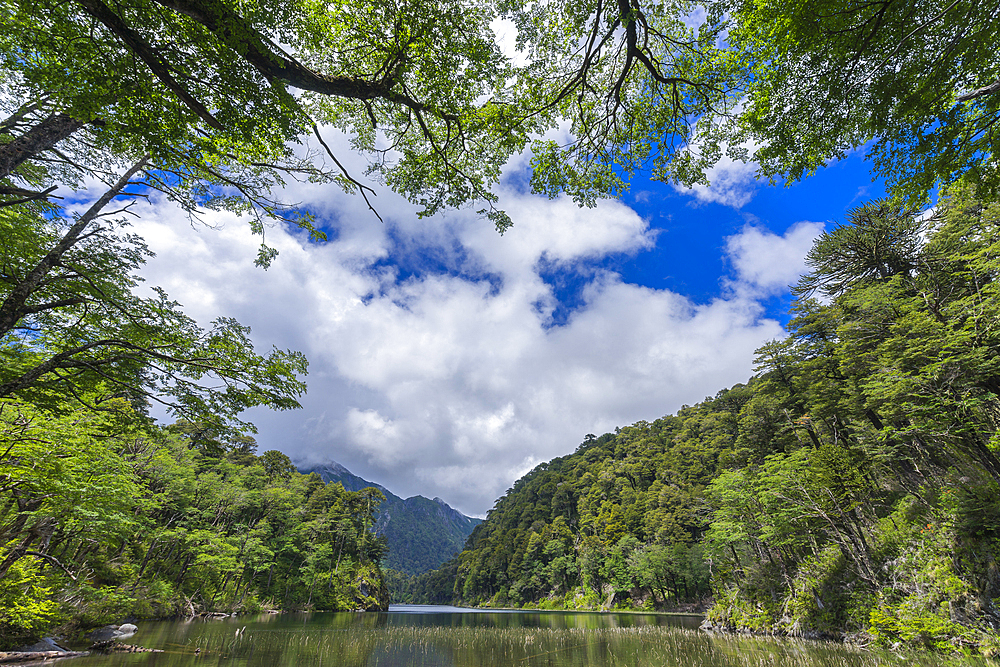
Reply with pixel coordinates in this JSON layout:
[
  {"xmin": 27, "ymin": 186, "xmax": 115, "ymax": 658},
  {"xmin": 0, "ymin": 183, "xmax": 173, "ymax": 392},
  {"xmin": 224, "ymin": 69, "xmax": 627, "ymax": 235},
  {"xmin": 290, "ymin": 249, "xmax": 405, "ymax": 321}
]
[
  {"xmin": 398, "ymin": 185, "xmax": 1000, "ymax": 656},
  {"xmin": 0, "ymin": 172, "xmax": 387, "ymax": 647},
  {"xmin": 0, "ymin": 402, "xmax": 389, "ymax": 647}
]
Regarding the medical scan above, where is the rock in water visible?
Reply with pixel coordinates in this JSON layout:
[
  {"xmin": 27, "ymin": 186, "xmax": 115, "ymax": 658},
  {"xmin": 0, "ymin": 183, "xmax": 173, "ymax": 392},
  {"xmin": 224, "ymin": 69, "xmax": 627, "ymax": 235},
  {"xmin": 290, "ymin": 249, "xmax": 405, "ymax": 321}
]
[
  {"xmin": 117, "ymin": 624, "xmax": 138, "ymax": 638},
  {"xmin": 15, "ymin": 638, "xmax": 69, "ymax": 653},
  {"xmin": 85, "ymin": 624, "xmax": 139, "ymax": 642}
]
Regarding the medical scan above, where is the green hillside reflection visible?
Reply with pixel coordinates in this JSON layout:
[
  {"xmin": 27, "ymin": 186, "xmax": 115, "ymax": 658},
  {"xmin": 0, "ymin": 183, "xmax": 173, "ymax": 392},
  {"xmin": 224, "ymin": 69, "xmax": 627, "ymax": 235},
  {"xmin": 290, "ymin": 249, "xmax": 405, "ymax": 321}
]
[{"xmin": 70, "ymin": 607, "xmax": 990, "ymax": 667}]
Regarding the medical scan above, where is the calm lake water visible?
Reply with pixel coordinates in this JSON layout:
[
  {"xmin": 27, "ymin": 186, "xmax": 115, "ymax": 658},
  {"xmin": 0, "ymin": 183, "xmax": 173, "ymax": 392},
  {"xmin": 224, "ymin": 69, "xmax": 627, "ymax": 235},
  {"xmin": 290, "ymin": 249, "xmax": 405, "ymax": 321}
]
[{"xmin": 69, "ymin": 604, "xmax": 991, "ymax": 667}]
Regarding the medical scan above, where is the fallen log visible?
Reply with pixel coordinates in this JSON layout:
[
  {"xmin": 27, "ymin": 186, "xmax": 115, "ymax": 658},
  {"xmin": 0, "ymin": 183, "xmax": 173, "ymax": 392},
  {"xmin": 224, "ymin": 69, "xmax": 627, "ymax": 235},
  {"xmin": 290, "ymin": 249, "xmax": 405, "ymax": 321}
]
[
  {"xmin": 89, "ymin": 641, "xmax": 163, "ymax": 653},
  {"xmin": 0, "ymin": 650, "xmax": 88, "ymax": 663}
]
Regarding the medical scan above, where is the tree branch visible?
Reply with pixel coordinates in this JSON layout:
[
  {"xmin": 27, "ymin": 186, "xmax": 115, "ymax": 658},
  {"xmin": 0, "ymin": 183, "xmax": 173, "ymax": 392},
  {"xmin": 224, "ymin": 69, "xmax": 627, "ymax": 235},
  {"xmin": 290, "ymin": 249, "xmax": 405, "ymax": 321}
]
[
  {"xmin": 0, "ymin": 157, "xmax": 148, "ymax": 337},
  {"xmin": 147, "ymin": 0, "xmax": 440, "ymax": 117},
  {"xmin": 25, "ymin": 550, "xmax": 78, "ymax": 581},
  {"xmin": 0, "ymin": 185, "xmax": 60, "ymax": 208},
  {"xmin": 958, "ymin": 78, "xmax": 1000, "ymax": 102},
  {"xmin": 312, "ymin": 124, "xmax": 382, "ymax": 223},
  {"xmin": 74, "ymin": 0, "xmax": 224, "ymax": 130}
]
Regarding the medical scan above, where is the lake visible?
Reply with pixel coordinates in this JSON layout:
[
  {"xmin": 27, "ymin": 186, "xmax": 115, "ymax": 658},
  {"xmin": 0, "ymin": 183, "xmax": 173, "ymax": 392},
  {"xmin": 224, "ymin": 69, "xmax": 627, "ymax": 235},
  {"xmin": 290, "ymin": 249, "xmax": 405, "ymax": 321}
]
[{"xmin": 69, "ymin": 604, "xmax": 991, "ymax": 667}]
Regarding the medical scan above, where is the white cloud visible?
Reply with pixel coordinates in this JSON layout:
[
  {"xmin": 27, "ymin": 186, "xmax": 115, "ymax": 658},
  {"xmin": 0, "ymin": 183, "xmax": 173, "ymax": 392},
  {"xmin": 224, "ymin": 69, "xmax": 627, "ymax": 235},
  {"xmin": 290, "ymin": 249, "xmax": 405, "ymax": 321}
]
[
  {"xmin": 129, "ymin": 137, "xmax": 796, "ymax": 517},
  {"xmin": 683, "ymin": 6, "xmax": 708, "ymax": 30},
  {"xmin": 490, "ymin": 18, "xmax": 528, "ymax": 68},
  {"xmin": 726, "ymin": 221, "xmax": 825, "ymax": 295},
  {"xmin": 676, "ymin": 151, "xmax": 760, "ymax": 208}
]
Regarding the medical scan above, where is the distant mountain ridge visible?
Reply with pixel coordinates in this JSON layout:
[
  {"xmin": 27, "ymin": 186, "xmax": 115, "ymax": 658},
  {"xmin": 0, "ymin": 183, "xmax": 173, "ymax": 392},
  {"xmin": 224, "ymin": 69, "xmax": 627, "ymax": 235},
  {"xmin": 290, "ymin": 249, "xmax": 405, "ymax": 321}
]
[{"xmin": 300, "ymin": 462, "xmax": 481, "ymax": 575}]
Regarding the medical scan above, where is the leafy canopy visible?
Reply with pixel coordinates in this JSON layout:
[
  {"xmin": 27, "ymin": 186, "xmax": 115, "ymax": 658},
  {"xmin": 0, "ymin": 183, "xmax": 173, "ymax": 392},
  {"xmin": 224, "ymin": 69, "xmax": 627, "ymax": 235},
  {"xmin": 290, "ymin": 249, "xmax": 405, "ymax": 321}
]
[
  {"xmin": 1, "ymin": 0, "xmax": 739, "ymax": 233},
  {"xmin": 725, "ymin": 0, "xmax": 1000, "ymax": 204}
]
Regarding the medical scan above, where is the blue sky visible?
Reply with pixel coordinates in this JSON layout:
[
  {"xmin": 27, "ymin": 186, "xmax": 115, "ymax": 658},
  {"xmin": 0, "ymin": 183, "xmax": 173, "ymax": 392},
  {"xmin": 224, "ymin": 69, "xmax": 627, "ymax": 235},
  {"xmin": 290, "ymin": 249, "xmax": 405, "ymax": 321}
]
[
  {"xmin": 127, "ymin": 135, "xmax": 889, "ymax": 516},
  {"xmin": 623, "ymin": 154, "xmax": 885, "ymax": 321}
]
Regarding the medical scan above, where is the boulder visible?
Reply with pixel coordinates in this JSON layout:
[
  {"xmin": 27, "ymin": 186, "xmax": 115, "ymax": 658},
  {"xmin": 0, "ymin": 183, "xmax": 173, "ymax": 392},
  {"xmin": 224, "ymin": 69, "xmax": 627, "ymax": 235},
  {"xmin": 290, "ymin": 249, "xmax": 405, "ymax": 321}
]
[
  {"xmin": 15, "ymin": 638, "xmax": 69, "ymax": 653},
  {"xmin": 85, "ymin": 624, "xmax": 138, "ymax": 642}
]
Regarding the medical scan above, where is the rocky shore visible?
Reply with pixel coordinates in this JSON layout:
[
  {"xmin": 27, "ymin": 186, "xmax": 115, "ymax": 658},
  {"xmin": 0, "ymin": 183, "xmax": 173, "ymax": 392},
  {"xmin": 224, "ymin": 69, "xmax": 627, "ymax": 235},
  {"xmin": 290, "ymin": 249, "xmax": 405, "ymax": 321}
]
[{"xmin": 0, "ymin": 624, "xmax": 166, "ymax": 664}]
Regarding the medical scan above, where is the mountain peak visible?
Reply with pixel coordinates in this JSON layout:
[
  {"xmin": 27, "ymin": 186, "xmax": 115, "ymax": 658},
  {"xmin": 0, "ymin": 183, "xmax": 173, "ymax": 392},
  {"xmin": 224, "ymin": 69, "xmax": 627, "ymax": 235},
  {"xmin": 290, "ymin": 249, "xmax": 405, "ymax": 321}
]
[{"xmin": 298, "ymin": 461, "xmax": 481, "ymax": 575}]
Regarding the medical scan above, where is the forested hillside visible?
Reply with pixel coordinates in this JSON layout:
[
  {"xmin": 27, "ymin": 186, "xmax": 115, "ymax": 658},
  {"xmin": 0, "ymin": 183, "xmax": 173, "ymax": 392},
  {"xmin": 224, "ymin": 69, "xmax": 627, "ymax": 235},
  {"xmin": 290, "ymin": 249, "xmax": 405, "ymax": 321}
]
[
  {"xmin": 403, "ymin": 184, "xmax": 1000, "ymax": 655},
  {"xmin": 302, "ymin": 462, "xmax": 481, "ymax": 575},
  {"xmin": 0, "ymin": 408, "xmax": 389, "ymax": 647},
  {"xmin": 397, "ymin": 394, "xmax": 733, "ymax": 608}
]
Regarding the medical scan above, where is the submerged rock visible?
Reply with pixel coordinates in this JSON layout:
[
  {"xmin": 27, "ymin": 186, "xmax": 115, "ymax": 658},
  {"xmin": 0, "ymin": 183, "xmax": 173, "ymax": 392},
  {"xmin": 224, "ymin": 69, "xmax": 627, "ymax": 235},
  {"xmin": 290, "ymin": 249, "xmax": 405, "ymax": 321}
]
[
  {"xmin": 90, "ymin": 641, "xmax": 162, "ymax": 653},
  {"xmin": 0, "ymin": 650, "xmax": 88, "ymax": 663}
]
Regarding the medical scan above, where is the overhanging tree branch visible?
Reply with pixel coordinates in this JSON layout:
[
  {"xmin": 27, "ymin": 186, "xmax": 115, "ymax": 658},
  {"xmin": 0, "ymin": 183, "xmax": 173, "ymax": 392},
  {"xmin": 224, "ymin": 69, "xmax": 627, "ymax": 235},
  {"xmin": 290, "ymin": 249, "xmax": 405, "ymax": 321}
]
[
  {"xmin": 0, "ymin": 156, "xmax": 149, "ymax": 338},
  {"xmin": 958, "ymin": 78, "xmax": 1000, "ymax": 102},
  {"xmin": 144, "ymin": 0, "xmax": 441, "ymax": 117},
  {"xmin": 75, "ymin": 0, "xmax": 224, "ymax": 130}
]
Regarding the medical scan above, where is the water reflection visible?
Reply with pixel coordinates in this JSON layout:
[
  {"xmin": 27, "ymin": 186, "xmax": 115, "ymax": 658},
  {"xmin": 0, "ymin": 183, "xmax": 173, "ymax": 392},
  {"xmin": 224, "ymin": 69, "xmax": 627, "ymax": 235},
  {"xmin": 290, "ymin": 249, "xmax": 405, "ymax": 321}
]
[
  {"xmin": 382, "ymin": 604, "xmax": 704, "ymax": 630},
  {"xmin": 70, "ymin": 606, "xmax": 989, "ymax": 667}
]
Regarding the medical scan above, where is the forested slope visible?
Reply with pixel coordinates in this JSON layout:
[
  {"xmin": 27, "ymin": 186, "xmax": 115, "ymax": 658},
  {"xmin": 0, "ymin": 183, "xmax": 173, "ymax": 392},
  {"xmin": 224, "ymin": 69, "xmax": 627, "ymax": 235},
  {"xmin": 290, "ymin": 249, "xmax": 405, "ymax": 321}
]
[
  {"xmin": 302, "ymin": 463, "xmax": 481, "ymax": 575},
  {"xmin": 398, "ymin": 393, "xmax": 736, "ymax": 608},
  {"xmin": 402, "ymin": 184, "xmax": 1000, "ymax": 655},
  {"xmin": 0, "ymin": 411, "xmax": 389, "ymax": 647}
]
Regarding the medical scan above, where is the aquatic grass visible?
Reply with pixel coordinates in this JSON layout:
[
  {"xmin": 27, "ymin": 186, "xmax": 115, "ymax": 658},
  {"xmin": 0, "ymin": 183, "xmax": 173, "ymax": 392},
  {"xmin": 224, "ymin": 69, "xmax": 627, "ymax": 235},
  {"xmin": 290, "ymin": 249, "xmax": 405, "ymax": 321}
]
[{"xmin": 71, "ymin": 613, "xmax": 996, "ymax": 667}]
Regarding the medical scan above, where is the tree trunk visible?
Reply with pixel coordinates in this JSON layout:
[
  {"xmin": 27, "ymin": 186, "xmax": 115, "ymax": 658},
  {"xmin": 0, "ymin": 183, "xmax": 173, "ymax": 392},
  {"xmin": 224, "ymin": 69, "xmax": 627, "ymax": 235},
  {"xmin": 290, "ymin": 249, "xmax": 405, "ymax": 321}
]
[
  {"xmin": 0, "ymin": 113, "xmax": 85, "ymax": 181},
  {"xmin": 131, "ymin": 538, "xmax": 160, "ymax": 590},
  {"xmin": 176, "ymin": 553, "xmax": 194, "ymax": 586},
  {"xmin": 0, "ymin": 533, "xmax": 37, "ymax": 579}
]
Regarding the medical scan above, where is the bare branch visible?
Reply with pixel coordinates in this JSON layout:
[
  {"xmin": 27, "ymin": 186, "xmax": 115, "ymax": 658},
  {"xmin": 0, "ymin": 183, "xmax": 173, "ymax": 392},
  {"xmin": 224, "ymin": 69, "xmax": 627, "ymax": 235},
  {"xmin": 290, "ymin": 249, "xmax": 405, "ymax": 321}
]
[
  {"xmin": 0, "ymin": 186, "xmax": 60, "ymax": 208},
  {"xmin": 312, "ymin": 124, "xmax": 383, "ymax": 223},
  {"xmin": 25, "ymin": 550, "xmax": 78, "ymax": 581}
]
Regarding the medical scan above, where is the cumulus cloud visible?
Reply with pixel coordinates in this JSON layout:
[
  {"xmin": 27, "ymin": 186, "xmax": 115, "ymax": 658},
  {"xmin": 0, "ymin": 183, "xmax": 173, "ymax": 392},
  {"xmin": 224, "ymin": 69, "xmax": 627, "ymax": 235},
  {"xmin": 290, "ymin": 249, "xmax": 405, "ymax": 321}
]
[
  {"xmin": 675, "ymin": 150, "xmax": 760, "ymax": 208},
  {"xmin": 129, "ymin": 136, "xmax": 798, "ymax": 516},
  {"xmin": 726, "ymin": 221, "xmax": 825, "ymax": 295}
]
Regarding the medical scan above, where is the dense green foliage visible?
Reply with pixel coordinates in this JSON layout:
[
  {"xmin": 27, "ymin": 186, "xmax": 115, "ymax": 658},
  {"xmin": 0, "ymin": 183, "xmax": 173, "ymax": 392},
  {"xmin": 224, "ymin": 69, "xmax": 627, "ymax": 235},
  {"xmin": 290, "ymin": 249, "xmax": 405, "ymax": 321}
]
[
  {"xmin": 4, "ymin": 0, "xmax": 995, "ymax": 234},
  {"xmin": 0, "ymin": 402, "xmax": 389, "ymax": 647},
  {"xmin": 701, "ymin": 184, "xmax": 1000, "ymax": 654},
  {"xmin": 0, "ymin": 0, "xmax": 1000, "ymax": 232},
  {"xmin": 726, "ymin": 0, "xmax": 1000, "ymax": 206},
  {"xmin": 375, "ymin": 496, "xmax": 480, "ymax": 576},
  {"xmin": 399, "ymin": 404, "xmax": 733, "ymax": 610},
  {"xmin": 0, "ymin": 0, "xmax": 738, "ymax": 236},
  {"xmin": 404, "ymin": 184, "xmax": 1000, "ymax": 656}
]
